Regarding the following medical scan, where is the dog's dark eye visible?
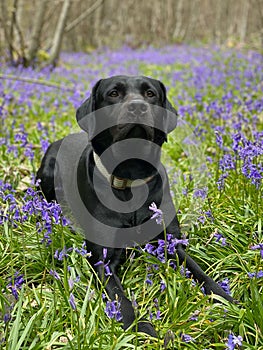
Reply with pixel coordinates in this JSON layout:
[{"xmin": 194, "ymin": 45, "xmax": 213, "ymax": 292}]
[
  {"xmin": 146, "ymin": 90, "xmax": 155, "ymax": 98},
  {"xmin": 108, "ymin": 90, "xmax": 119, "ymax": 97}
]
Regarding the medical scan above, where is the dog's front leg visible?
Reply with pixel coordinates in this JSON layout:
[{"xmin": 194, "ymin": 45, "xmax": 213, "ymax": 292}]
[
  {"xmin": 88, "ymin": 244, "xmax": 157, "ymax": 337},
  {"xmin": 175, "ymin": 243, "xmax": 234, "ymax": 302}
]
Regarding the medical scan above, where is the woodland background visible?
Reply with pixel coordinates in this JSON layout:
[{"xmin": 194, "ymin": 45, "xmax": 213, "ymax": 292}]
[{"xmin": 0, "ymin": 0, "xmax": 262, "ymax": 67}]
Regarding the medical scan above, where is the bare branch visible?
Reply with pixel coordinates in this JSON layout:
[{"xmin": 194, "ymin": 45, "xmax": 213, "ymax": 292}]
[
  {"xmin": 0, "ymin": 73, "xmax": 81, "ymax": 93},
  {"xmin": 65, "ymin": 0, "xmax": 105, "ymax": 33}
]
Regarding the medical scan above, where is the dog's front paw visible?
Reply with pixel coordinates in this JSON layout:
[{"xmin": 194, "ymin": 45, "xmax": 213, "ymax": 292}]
[{"xmin": 136, "ymin": 321, "xmax": 158, "ymax": 337}]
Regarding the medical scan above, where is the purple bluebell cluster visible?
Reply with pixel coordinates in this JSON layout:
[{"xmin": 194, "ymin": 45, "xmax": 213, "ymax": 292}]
[
  {"xmin": 0, "ymin": 181, "xmax": 69, "ymax": 245},
  {"xmin": 216, "ymin": 129, "xmax": 263, "ymax": 190},
  {"xmin": 225, "ymin": 333, "xmax": 243, "ymax": 349},
  {"xmin": 7, "ymin": 271, "xmax": 25, "ymax": 300},
  {"xmin": 94, "ymin": 248, "xmax": 112, "ymax": 277},
  {"xmin": 149, "ymin": 297, "xmax": 161, "ymax": 321},
  {"xmin": 105, "ymin": 300, "xmax": 122, "ymax": 322},
  {"xmin": 3, "ymin": 271, "xmax": 25, "ymax": 323},
  {"xmin": 250, "ymin": 243, "xmax": 263, "ymax": 259},
  {"xmin": 218, "ymin": 278, "xmax": 231, "ymax": 296},
  {"xmin": 145, "ymin": 232, "xmax": 189, "ymax": 263},
  {"xmin": 214, "ymin": 232, "xmax": 227, "ymax": 246},
  {"xmin": 248, "ymin": 270, "xmax": 263, "ymax": 279},
  {"xmin": 75, "ymin": 241, "xmax": 91, "ymax": 257},
  {"xmin": 54, "ymin": 246, "xmax": 73, "ymax": 261}
]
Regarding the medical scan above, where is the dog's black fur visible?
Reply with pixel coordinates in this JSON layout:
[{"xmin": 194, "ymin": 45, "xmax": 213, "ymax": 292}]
[{"xmin": 37, "ymin": 76, "xmax": 233, "ymax": 337}]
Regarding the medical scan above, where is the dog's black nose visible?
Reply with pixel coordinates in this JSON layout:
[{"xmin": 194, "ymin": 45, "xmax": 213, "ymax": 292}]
[{"xmin": 127, "ymin": 100, "xmax": 148, "ymax": 115}]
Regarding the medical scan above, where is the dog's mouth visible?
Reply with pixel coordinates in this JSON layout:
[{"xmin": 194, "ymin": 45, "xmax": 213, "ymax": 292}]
[
  {"xmin": 126, "ymin": 125, "xmax": 147, "ymax": 138},
  {"xmin": 113, "ymin": 124, "xmax": 154, "ymax": 142}
]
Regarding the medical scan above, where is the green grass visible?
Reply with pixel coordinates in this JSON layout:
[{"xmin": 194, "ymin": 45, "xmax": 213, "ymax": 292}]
[{"xmin": 0, "ymin": 46, "xmax": 262, "ymax": 349}]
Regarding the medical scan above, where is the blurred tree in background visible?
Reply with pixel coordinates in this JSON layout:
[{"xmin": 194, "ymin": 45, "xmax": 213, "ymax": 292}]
[{"xmin": 0, "ymin": 0, "xmax": 262, "ymax": 68}]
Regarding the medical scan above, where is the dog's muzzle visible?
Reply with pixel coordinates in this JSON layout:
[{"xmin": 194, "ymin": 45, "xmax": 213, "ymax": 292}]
[
  {"xmin": 113, "ymin": 100, "xmax": 154, "ymax": 142},
  {"xmin": 127, "ymin": 100, "xmax": 149, "ymax": 116}
]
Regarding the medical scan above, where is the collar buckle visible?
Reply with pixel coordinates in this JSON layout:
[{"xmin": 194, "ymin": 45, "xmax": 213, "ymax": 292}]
[{"xmin": 110, "ymin": 175, "xmax": 128, "ymax": 190}]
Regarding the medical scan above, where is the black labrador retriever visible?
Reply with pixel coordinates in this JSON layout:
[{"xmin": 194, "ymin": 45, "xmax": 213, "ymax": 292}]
[{"xmin": 37, "ymin": 75, "xmax": 233, "ymax": 337}]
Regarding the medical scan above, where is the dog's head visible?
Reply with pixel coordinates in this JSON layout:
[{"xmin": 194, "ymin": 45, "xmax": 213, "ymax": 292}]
[{"xmin": 76, "ymin": 76, "xmax": 177, "ymax": 179}]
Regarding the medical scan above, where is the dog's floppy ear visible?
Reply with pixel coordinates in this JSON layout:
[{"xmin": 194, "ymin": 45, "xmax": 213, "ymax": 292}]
[
  {"xmin": 159, "ymin": 81, "xmax": 178, "ymax": 134},
  {"xmin": 76, "ymin": 79, "xmax": 102, "ymax": 135}
]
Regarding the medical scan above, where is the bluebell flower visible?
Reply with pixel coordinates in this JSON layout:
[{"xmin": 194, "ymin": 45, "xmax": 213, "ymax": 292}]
[
  {"xmin": 149, "ymin": 298, "xmax": 161, "ymax": 321},
  {"xmin": 189, "ymin": 310, "xmax": 200, "ymax": 321},
  {"xmin": 250, "ymin": 243, "xmax": 263, "ymax": 259},
  {"xmin": 75, "ymin": 242, "xmax": 92, "ymax": 257},
  {"xmin": 225, "ymin": 333, "xmax": 243, "ymax": 349},
  {"xmin": 218, "ymin": 278, "xmax": 231, "ymax": 295},
  {"xmin": 41, "ymin": 230, "xmax": 52, "ymax": 246},
  {"xmin": 144, "ymin": 243, "xmax": 156, "ymax": 255},
  {"xmin": 215, "ymin": 131, "xmax": 224, "ymax": 149},
  {"xmin": 145, "ymin": 274, "xmax": 153, "ymax": 286},
  {"xmin": 68, "ymin": 278, "xmax": 74, "ymax": 290},
  {"xmin": 169, "ymin": 261, "xmax": 177, "ymax": 270},
  {"xmin": 248, "ymin": 270, "xmax": 263, "ymax": 278},
  {"xmin": 198, "ymin": 215, "xmax": 206, "ymax": 224},
  {"xmin": 54, "ymin": 246, "xmax": 73, "ymax": 261},
  {"xmin": 14, "ymin": 131, "xmax": 28, "ymax": 146},
  {"xmin": 40, "ymin": 139, "xmax": 50, "ymax": 153},
  {"xmin": 24, "ymin": 144, "xmax": 34, "ymax": 160},
  {"xmin": 144, "ymin": 234, "xmax": 188, "ymax": 263},
  {"xmin": 193, "ymin": 187, "xmax": 208, "ymax": 200},
  {"xmin": 103, "ymin": 247, "xmax": 108, "ymax": 259},
  {"xmin": 160, "ymin": 280, "xmax": 166, "ymax": 292},
  {"xmin": 49, "ymin": 269, "xmax": 61, "ymax": 280},
  {"xmin": 104, "ymin": 265, "xmax": 112, "ymax": 276},
  {"xmin": 214, "ymin": 232, "xmax": 227, "ymax": 246},
  {"xmin": 182, "ymin": 188, "xmax": 188, "ymax": 196},
  {"xmin": 105, "ymin": 300, "xmax": 122, "ymax": 321},
  {"xmin": 205, "ymin": 210, "xmax": 214, "ymax": 222},
  {"xmin": 7, "ymin": 271, "xmax": 25, "ymax": 300},
  {"xmin": 180, "ymin": 266, "xmax": 191, "ymax": 278},
  {"xmin": 219, "ymin": 154, "xmax": 236, "ymax": 172},
  {"xmin": 216, "ymin": 172, "xmax": 229, "ymax": 190},
  {"xmin": 181, "ymin": 333, "xmax": 194, "ymax": 343},
  {"xmin": 4, "ymin": 312, "xmax": 12, "ymax": 323},
  {"xmin": 69, "ymin": 293, "xmax": 77, "ymax": 310},
  {"xmin": 149, "ymin": 202, "xmax": 163, "ymax": 225},
  {"xmin": 94, "ymin": 250, "xmax": 112, "ymax": 277}
]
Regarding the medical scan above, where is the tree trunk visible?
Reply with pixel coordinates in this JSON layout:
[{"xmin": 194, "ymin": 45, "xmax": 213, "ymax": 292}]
[
  {"xmin": 239, "ymin": 0, "xmax": 250, "ymax": 43},
  {"xmin": 257, "ymin": 0, "xmax": 263, "ymax": 48},
  {"xmin": 27, "ymin": 0, "xmax": 48, "ymax": 64},
  {"xmin": 173, "ymin": 0, "xmax": 184, "ymax": 41},
  {"xmin": 0, "ymin": 0, "xmax": 13, "ymax": 61},
  {"xmin": 47, "ymin": 0, "xmax": 72, "ymax": 67}
]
